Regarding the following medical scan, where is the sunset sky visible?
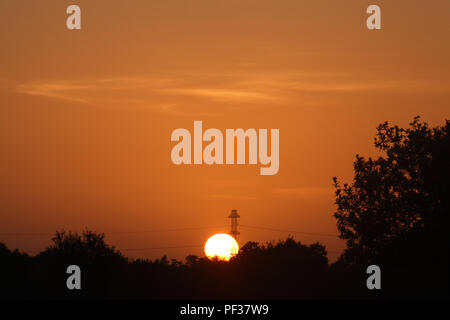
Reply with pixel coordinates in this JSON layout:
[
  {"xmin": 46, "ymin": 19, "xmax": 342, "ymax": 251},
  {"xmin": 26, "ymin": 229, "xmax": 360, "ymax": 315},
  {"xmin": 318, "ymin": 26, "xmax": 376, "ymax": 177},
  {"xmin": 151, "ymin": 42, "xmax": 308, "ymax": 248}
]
[{"xmin": 1, "ymin": 0, "xmax": 449, "ymax": 261}]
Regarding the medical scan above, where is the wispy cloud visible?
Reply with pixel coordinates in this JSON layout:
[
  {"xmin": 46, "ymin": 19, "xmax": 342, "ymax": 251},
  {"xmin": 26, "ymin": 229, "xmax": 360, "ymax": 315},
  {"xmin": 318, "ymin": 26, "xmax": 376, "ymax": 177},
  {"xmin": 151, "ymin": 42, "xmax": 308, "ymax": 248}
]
[
  {"xmin": 15, "ymin": 77, "xmax": 174, "ymax": 109},
  {"xmin": 273, "ymin": 187, "xmax": 334, "ymax": 198},
  {"xmin": 14, "ymin": 74, "xmax": 281, "ymax": 112},
  {"xmin": 208, "ymin": 194, "xmax": 257, "ymax": 200},
  {"xmin": 16, "ymin": 82, "xmax": 93, "ymax": 104},
  {"xmin": 157, "ymin": 88, "xmax": 275, "ymax": 102},
  {"xmin": 14, "ymin": 70, "xmax": 449, "ymax": 113}
]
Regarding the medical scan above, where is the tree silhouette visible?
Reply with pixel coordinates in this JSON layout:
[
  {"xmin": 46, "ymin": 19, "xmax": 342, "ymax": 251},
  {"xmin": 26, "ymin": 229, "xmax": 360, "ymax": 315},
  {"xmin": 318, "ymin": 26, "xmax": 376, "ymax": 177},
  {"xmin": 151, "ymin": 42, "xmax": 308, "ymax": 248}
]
[
  {"xmin": 333, "ymin": 117, "xmax": 449, "ymax": 297},
  {"xmin": 38, "ymin": 229, "xmax": 125, "ymax": 261},
  {"xmin": 0, "ymin": 242, "xmax": 29, "ymax": 298},
  {"xmin": 1, "ymin": 117, "xmax": 448, "ymax": 299},
  {"xmin": 33, "ymin": 230, "xmax": 127, "ymax": 298}
]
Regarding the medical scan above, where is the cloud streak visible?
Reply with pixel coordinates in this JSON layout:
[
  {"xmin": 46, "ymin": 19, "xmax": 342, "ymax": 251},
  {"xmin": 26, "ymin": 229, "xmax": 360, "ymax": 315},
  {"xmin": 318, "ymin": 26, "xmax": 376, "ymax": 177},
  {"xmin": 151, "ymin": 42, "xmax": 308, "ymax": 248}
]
[
  {"xmin": 13, "ymin": 70, "xmax": 449, "ymax": 114},
  {"xmin": 16, "ymin": 82, "xmax": 93, "ymax": 104},
  {"xmin": 157, "ymin": 88, "xmax": 274, "ymax": 102},
  {"xmin": 273, "ymin": 187, "xmax": 334, "ymax": 198},
  {"xmin": 208, "ymin": 193, "xmax": 257, "ymax": 200}
]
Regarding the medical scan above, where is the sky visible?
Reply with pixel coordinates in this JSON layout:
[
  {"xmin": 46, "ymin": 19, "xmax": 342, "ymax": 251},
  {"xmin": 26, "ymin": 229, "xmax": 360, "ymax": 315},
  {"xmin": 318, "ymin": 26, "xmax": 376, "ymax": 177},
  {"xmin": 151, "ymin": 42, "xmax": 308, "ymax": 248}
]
[{"xmin": 0, "ymin": 0, "xmax": 449, "ymax": 262}]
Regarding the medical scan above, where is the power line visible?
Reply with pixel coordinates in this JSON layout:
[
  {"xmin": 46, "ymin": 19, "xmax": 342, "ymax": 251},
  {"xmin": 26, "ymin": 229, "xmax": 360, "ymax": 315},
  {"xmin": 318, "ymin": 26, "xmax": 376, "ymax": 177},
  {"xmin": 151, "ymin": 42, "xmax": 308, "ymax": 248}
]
[
  {"xmin": 0, "ymin": 225, "xmax": 338, "ymax": 238},
  {"xmin": 0, "ymin": 225, "xmax": 227, "ymax": 237},
  {"xmin": 107, "ymin": 226, "xmax": 227, "ymax": 235},
  {"xmin": 240, "ymin": 224, "xmax": 339, "ymax": 238},
  {"xmin": 122, "ymin": 245, "xmax": 203, "ymax": 251},
  {"xmin": 121, "ymin": 245, "xmax": 341, "ymax": 255},
  {"xmin": 25, "ymin": 246, "xmax": 341, "ymax": 256},
  {"xmin": 0, "ymin": 225, "xmax": 342, "ymax": 254},
  {"xmin": 0, "ymin": 232, "xmax": 53, "ymax": 236}
]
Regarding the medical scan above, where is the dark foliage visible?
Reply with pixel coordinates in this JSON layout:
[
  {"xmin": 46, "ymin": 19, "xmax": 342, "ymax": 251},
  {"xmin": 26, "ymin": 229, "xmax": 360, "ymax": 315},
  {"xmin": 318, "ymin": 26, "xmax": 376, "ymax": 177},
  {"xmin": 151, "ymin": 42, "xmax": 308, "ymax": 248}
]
[
  {"xmin": 0, "ymin": 233, "xmax": 332, "ymax": 299},
  {"xmin": 0, "ymin": 117, "xmax": 448, "ymax": 299},
  {"xmin": 333, "ymin": 117, "xmax": 450, "ymax": 298}
]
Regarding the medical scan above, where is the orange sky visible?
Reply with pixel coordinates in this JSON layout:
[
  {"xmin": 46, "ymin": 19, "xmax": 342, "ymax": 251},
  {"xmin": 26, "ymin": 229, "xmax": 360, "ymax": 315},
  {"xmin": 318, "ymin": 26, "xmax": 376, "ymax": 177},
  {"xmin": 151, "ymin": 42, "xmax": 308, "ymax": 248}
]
[{"xmin": 0, "ymin": 0, "xmax": 449, "ymax": 262}]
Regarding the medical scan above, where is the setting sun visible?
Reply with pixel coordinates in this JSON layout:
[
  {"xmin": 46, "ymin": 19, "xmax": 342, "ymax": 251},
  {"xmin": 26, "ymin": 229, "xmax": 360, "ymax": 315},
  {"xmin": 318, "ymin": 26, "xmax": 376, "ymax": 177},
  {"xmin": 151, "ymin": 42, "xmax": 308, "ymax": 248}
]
[{"xmin": 204, "ymin": 234, "xmax": 239, "ymax": 261}]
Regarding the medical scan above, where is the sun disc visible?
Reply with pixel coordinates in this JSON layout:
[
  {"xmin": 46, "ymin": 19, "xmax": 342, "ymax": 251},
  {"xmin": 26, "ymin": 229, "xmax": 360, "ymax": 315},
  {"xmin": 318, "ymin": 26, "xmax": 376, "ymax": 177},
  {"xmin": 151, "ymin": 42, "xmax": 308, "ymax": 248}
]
[{"xmin": 204, "ymin": 233, "xmax": 239, "ymax": 261}]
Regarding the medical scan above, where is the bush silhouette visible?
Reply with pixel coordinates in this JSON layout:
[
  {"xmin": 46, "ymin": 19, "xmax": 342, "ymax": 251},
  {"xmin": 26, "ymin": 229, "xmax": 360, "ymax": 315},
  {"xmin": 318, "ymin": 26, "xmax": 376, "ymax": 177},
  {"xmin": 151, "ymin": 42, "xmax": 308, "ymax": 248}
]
[
  {"xmin": 31, "ymin": 230, "xmax": 127, "ymax": 298},
  {"xmin": 0, "ymin": 117, "xmax": 448, "ymax": 299}
]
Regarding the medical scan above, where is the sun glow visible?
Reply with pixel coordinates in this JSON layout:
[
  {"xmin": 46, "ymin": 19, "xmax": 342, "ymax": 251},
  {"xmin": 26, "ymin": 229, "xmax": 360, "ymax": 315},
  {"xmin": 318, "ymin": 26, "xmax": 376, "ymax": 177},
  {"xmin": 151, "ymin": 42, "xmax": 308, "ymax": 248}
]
[{"xmin": 204, "ymin": 233, "xmax": 239, "ymax": 261}]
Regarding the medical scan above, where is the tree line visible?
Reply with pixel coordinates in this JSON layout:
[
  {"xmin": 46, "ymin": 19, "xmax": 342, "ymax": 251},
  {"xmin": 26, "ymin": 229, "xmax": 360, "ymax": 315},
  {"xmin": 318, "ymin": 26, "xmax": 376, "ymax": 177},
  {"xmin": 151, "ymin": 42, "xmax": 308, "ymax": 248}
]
[{"xmin": 1, "ymin": 117, "xmax": 448, "ymax": 299}]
